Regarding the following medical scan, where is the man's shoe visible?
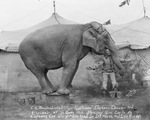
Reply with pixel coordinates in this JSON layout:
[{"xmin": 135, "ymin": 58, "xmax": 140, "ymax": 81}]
[{"xmin": 112, "ymin": 86, "xmax": 118, "ymax": 91}]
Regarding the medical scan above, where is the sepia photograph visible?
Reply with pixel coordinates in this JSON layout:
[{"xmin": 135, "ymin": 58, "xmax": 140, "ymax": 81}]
[{"xmin": 0, "ymin": 0, "xmax": 150, "ymax": 120}]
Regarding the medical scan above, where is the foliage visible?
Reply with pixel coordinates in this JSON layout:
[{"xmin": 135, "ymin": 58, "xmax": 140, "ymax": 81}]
[{"xmin": 118, "ymin": 57, "xmax": 147, "ymax": 91}]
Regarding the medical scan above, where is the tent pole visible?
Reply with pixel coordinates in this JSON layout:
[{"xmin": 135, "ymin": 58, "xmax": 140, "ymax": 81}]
[
  {"xmin": 142, "ymin": 0, "xmax": 146, "ymax": 17},
  {"xmin": 53, "ymin": 0, "xmax": 56, "ymax": 14}
]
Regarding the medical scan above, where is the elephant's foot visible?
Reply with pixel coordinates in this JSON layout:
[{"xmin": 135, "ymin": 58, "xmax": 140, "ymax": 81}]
[
  {"xmin": 67, "ymin": 84, "xmax": 73, "ymax": 89},
  {"xmin": 41, "ymin": 87, "xmax": 55, "ymax": 95},
  {"xmin": 67, "ymin": 84, "xmax": 75, "ymax": 93},
  {"xmin": 57, "ymin": 87, "xmax": 70, "ymax": 95}
]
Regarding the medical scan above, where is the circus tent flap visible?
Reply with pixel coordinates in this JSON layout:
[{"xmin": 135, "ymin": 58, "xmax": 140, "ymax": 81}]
[
  {"xmin": 0, "ymin": 13, "xmax": 76, "ymax": 52},
  {"xmin": 106, "ymin": 16, "xmax": 150, "ymax": 49}
]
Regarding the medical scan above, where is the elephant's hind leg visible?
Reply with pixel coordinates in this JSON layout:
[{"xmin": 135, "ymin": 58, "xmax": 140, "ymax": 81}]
[
  {"xmin": 67, "ymin": 61, "xmax": 79, "ymax": 89},
  {"xmin": 38, "ymin": 73, "xmax": 55, "ymax": 94},
  {"xmin": 36, "ymin": 72, "xmax": 54, "ymax": 94},
  {"xmin": 44, "ymin": 71, "xmax": 57, "ymax": 92},
  {"xmin": 28, "ymin": 64, "xmax": 54, "ymax": 94}
]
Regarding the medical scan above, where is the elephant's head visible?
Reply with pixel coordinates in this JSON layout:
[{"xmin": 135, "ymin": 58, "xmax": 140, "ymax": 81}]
[
  {"xmin": 83, "ymin": 21, "xmax": 114, "ymax": 54},
  {"xmin": 83, "ymin": 21, "xmax": 125, "ymax": 71}
]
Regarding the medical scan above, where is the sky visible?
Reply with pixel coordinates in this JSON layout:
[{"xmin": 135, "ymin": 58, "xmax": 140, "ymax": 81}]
[{"xmin": 0, "ymin": 0, "xmax": 150, "ymax": 31}]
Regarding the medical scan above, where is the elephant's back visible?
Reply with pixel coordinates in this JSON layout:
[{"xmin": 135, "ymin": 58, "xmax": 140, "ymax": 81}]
[
  {"xmin": 20, "ymin": 24, "xmax": 83, "ymax": 48},
  {"xmin": 19, "ymin": 24, "xmax": 85, "ymax": 58},
  {"xmin": 22, "ymin": 24, "xmax": 81, "ymax": 43}
]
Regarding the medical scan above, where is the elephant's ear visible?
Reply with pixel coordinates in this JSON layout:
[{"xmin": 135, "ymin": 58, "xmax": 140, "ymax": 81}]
[{"xmin": 83, "ymin": 28, "xmax": 97, "ymax": 49}]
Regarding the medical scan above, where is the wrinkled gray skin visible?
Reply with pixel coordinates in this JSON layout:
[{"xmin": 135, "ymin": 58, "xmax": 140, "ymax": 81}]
[{"xmin": 19, "ymin": 21, "xmax": 125, "ymax": 95}]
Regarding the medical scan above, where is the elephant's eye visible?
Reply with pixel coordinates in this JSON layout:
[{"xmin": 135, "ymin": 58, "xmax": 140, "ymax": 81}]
[{"xmin": 104, "ymin": 35, "xmax": 109, "ymax": 40}]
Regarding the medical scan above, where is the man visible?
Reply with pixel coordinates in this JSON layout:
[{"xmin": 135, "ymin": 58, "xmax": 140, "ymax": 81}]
[
  {"xmin": 87, "ymin": 49, "xmax": 119, "ymax": 94},
  {"xmin": 101, "ymin": 49, "xmax": 118, "ymax": 94}
]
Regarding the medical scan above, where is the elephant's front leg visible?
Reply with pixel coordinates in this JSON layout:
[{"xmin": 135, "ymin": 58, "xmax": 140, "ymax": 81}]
[
  {"xmin": 67, "ymin": 61, "xmax": 79, "ymax": 89},
  {"xmin": 57, "ymin": 60, "xmax": 78, "ymax": 95}
]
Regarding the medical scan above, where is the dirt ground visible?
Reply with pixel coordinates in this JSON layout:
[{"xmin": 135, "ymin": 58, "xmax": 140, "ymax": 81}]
[{"xmin": 0, "ymin": 86, "xmax": 150, "ymax": 120}]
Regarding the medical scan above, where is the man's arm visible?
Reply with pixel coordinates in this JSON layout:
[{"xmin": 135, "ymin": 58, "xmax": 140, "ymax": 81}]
[{"xmin": 86, "ymin": 60, "xmax": 104, "ymax": 70}]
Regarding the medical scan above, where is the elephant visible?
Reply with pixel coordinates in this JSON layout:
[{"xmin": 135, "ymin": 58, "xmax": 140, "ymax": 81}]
[{"xmin": 19, "ymin": 21, "xmax": 125, "ymax": 95}]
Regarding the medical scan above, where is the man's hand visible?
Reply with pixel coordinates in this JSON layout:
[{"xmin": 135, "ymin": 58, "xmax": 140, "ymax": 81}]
[{"xmin": 86, "ymin": 67, "xmax": 94, "ymax": 70}]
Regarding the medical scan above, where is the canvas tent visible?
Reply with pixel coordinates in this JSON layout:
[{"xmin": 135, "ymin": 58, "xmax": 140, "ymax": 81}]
[
  {"xmin": 106, "ymin": 16, "xmax": 150, "ymax": 48},
  {"xmin": 0, "ymin": 13, "xmax": 95, "ymax": 92},
  {"xmin": 0, "ymin": 13, "xmax": 76, "ymax": 52},
  {"xmin": 106, "ymin": 16, "xmax": 150, "ymax": 81}
]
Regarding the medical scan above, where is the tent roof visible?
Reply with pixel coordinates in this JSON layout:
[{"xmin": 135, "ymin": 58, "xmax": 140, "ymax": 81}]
[
  {"xmin": 106, "ymin": 16, "xmax": 150, "ymax": 49},
  {"xmin": 0, "ymin": 13, "xmax": 76, "ymax": 52}
]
